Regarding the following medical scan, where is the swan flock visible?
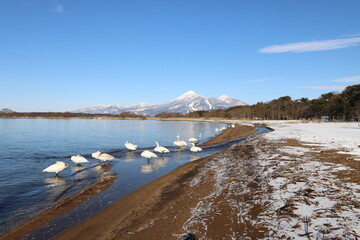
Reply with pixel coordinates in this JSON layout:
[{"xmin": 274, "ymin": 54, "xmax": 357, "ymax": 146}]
[{"xmin": 43, "ymin": 127, "xmax": 229, "ymax": 176}]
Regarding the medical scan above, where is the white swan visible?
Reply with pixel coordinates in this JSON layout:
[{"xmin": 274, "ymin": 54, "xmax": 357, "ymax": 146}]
[
  {"xmin": 154, "ymin": 141, "xmax": 170, "ymax": 153},
  {"xmin": 215, "ymin": 128, "xmax": 219, "ymax": 132},
  {"xmin": 190, "ymin": 143, "xmax": 202, "ymax": 153},
  {"xmin": 188, "ymin": 137, "xmax": 198, "ymax": 143},
  {"xmin": 231, "ymin": 124, "xmax": 236, "ymax": 128},
  {"xmin": 43, "ymin": 161, "xmax": 68, "ymax": 176},
  {"xmin": 92, "ymin": 151, "xmax": 102, "ymax": 159},
  {"xmin": 173, "ymin": 134, "xmax": 187, "ymax": 147},
  {"xmin": 125, "ymin": 141, "xmax": 138, "ymax": 151},
  {"xmin": 98, "ymin": 153, "xmax": 115, "ymax": 163},
  {"xmin": 70, "ymin": 155, "xmax": 89, "ymax": 165},
  {"xmin": 141, "ymin": 150, "xmax": 158, "ymax": 160},
  {"xmin": 92, "ymin": 151, "xmax": 115, "ymax": 163}
]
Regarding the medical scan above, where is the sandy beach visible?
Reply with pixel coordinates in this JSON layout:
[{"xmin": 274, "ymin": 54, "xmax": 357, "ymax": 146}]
[{"xmin": 2, "ymin": 122, "xmax": 359, "ymax": 240}]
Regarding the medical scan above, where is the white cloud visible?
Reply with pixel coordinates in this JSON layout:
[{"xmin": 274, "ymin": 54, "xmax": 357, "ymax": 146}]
[
  {"xmin": 259, "ymin": 37, "xmax": 360, "ymax": 53},
  {"xmin": 302, "ymin": 86, "xmax": 346, "ymax": 91},
  {"xmin": 52, "ymin": 3, "xmax": 64, "ymax": 13},
  {"xmin": 333, "ymin": 76, "xmax": 360, "ymax": 83},
  {"xmin": 340, "ymin": 33, "xmax": 360, "ymax": 38}
]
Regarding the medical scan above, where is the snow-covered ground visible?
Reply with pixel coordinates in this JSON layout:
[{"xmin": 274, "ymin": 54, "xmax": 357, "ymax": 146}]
[
  {"xmin": 177, "ymin": 121, "xmax": 360, "ymax": 239},
  {"xmin": 254, "ymin": 121, "xmax": 360, "ymax": 160}
]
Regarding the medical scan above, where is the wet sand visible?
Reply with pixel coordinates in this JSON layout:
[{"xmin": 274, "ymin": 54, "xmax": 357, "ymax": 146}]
[
  {"xmin": 0, "ymin": 175, "xmax": 115, "ymax": 240},
  {"xmin": 199, "ymin": 124, "xmax": 258, "ymax": 146},
  {"xmin": 0, "ymin": 124, "xmax": 257, "ymax": 240}
]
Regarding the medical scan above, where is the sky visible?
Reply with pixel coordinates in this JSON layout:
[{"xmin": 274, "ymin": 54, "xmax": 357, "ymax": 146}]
[{"xmin": 1, "ymin": 0, "xmax": 360, "ymax": 112}]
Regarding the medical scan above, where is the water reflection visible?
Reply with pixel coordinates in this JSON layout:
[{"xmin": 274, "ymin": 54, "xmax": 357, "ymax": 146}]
[
  {"xmin": 71, "ymin": 165, "xmax": 86, "ymax": 172},
  {"xmin": 92, "ymin": 163, "xmax": 113, "ymax": 176},
  {"xmin": 141, "ymin": 163, "xmax": 155, "ymax": 174},
  {"xmin": 44, "ymin": 176, "xmax": 66, "ymax": 188},
  {"xmin": 43, "ymin": 176, "xmax": 69, "ymax": 201},
  {"xmin": 140, "ymin": 156, "xmax": 170, "ymax": 174},
  {"xmin": 124, "ymin": 151, "xmax": 136, "ymax": 162},
  {"xmin": 154, "ymin": 157, "xmax": 169, "ymax": 168}
]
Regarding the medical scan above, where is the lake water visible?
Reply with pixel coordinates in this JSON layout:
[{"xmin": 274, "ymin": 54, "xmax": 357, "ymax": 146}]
[{"xmin": 0, "ymin": 119, "xmax": 229, "ymax": 236}]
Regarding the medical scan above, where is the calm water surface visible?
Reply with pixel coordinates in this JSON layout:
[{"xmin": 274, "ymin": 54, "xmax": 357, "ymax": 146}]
[{"xmin": 0, "ymin": 119, "xmax": 229, "ymax": 236}]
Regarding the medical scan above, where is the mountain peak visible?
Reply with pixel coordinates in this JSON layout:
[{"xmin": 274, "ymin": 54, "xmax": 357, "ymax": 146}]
[
  {"xmin": 176, "ymin": 90, "xmax": 203, "ymax": 100},
  {"xmin": 218, "ymin": 95, "xmax": 231, "ymax": 101}
]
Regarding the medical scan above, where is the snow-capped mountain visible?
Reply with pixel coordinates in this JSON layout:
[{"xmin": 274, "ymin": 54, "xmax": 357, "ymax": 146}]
[{"xmin": 71, "ymin": 91, "xmax": 247, "ymax": 116}]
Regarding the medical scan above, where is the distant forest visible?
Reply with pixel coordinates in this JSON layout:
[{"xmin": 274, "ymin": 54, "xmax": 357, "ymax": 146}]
[
  {"xmin": 157, "ymin": 84, "xmax": 360, "ymax": 121},
  {"xmin": 1, "ymin": 84, "xmax": 359, "ymax": 121}
]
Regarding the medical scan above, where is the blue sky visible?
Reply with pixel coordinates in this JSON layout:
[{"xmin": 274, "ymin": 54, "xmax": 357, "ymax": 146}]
[{"xmin": 1, "ymin": 0, "xmax": 360, "ymax": 112}]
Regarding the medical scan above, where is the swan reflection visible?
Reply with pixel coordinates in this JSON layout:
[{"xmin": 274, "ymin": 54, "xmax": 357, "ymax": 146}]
[
  {"xmin": 141, "ymin": 163, "xmax": 155, "ymax": 174},
  {"xmin": 92, "ymin": 163, "xmax": 113, "ymax": 175},
  {"xmin": 44, "ymin": 176, "xmax": 66, "ymax": 188},
  {"xmin": 140, "ymin": 157, "xmax": 169, "ymax": 174},
  {"xmin": 124, "ymin": 151, "xmax": 136, "ymax": 162},
  {"xmin": 44, "ymin": 176, "xmax": 68, "ymax": 201},
  {"xmin": 71, "ymin": 165, "xmax": 86, "ymax": 172}
]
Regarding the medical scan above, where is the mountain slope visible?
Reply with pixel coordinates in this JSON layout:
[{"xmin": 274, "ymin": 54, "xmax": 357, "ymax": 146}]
[{"xmin": 71, "ymin": 91, "xmax": 247, "ymax": 116}]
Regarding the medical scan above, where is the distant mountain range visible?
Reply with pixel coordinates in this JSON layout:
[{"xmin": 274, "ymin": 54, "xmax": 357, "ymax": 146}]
[{"xmin": 71, "ymin": 90, "xmax": 247, "ymax": 116}]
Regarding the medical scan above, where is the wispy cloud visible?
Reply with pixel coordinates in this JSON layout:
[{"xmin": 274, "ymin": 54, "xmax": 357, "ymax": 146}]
[
  {"xmin": 52, "ymin": 3, "xmax": 64, "ymax": 13},
  {"xmin": 259, "ymin": 37, "xmax": 360, "ymax": 53},
  {"xmin": 302, "ymin": 86, "xmax": 346, "ymax": 91},
  {"xmin": 333, "ymin": 76, "xmax": 360, "ymax": 83},
  {"xmin": 340, "ymin": 33, "xmax": 360, "ymax": 38}
]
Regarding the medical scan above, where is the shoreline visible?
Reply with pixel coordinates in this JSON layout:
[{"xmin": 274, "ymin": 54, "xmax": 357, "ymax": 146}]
[
  {"xmin": 0, "ymin": 123, "xmax": 257, "ymax": 240},
  {"xmin": 55, "ymin": 122, "xmax": 360, "ymax": 239},
  {"xmin": 199, "ymin": 124, "xmax": 258, "ymax": 146}
]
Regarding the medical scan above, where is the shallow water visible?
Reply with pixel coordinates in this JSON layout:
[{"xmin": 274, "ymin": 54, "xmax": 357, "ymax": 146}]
[{"xmin": 0, "ymin": 119, "xmax": 227, "ymax": 235}]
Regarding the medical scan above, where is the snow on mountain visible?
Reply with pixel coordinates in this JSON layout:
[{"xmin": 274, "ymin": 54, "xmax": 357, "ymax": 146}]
[
  {"xmin": 71, "ymin": 91, "xmax": 247, "ymax": 116},
  {"xmin": 73, "ymin": 105, "xmax": 111, "ymax": 114},
  {"xmin": 218, "ymin": 95, "xmax": 247, "ymax": 106}
]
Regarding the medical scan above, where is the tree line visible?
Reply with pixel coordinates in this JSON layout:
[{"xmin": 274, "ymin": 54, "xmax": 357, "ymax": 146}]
[{"xmin": 156, "ymin": 84, "xmax": 360, "ymax": 121}]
